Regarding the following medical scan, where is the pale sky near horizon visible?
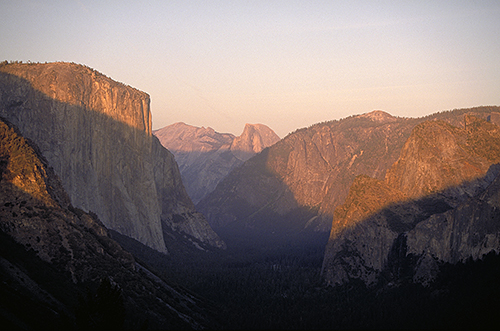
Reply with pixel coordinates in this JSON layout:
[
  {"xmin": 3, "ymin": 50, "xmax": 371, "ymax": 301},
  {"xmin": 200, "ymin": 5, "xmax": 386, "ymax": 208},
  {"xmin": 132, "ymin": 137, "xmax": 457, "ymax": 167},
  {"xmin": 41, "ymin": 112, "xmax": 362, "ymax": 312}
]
[{"xmin": 1, "ymin": 1, "xmax": 499, "ymax": 137}]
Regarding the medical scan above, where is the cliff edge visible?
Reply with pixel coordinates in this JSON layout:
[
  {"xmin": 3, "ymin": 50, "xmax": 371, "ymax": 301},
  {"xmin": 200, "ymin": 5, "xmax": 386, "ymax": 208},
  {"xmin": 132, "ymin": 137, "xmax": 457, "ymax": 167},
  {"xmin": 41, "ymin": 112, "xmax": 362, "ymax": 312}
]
[{"xmin": 0, "ymin": 62, "xmax": 224, "ymax": 252}]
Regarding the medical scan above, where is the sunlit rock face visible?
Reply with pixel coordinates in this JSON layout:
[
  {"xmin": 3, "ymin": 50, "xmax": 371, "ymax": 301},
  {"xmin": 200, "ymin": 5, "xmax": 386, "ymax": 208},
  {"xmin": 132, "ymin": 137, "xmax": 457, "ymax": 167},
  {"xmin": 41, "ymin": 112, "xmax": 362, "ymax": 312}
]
[
  {"xmin": 0, "ymin": 62, "xmax": 224, "ymax": 252},
  {"xmin": 198, "ymin": 108, "xmax": 500, "ymax": 246},
  {"xmin": 154, "ymin": 122, "xmax": 280, "ymax": 204},
  {"xmin": 322, "ymin": 115, "xmax": 500, "ymax": 286},
  {"xmin": 385, "ymin": 116, "xmax": 496, "ymax": 199},
  {"xmin": 198, "ymin": 111, "xmax": 421, "ymax": 233}
]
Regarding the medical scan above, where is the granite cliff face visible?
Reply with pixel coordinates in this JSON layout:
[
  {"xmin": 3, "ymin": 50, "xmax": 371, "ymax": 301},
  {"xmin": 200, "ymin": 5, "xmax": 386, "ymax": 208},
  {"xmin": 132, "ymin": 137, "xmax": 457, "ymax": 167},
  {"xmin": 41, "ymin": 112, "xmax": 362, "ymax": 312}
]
[
  {"xmin": 197, "ymin": 106, "xmax": 499, "ymax": 254},
  {"xmin": 198, "ymin": 110, "xmax": 424, "ymax": 241},
  {"xmin": 0, "ymin": 62, "xmax": 224, "ymax": 252},
  {"xmin": 230, "ymin": 123, "xmax": 280, "ymax": 161},
  {"xmin": 154, "ymin": 122, "xmax": 279, "ymax": 203},
  {"xmin": 322, "ymin": 115, "xmax": 500, "ymax": 286},
  {"xmin": 0, "ymin": 117, "xmax": 216, "ymax": 329},
  {"xmin": 386, "ymin": 116, "xmax": 498, "ymax": 199}
]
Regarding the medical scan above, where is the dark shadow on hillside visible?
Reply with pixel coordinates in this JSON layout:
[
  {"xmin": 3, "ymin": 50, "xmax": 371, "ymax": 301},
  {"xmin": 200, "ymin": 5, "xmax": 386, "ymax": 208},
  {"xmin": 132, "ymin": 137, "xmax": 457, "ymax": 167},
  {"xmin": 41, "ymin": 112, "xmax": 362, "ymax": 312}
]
[
  {"xmin": 112, "ymin": 163, "xmax": 500, "ymax": 330},
  {"xmin": 196, "ymin": 146, "xmax": 332, "ymax": 257},
  {"xmin": 322, "ymin": 162, "xmax": 500, "ymax": 287},
  {"xmin": 0, "ymin": 115, "xmax": 219, "ymax": 330},
  {"xmin": 0, "ymin": 65, "xmax": 211, "ymax": 254},
  {"xmin": 312, "ymin": 162, "xmax": 500, "ymax": 329},
  {"xmin": 0, "ymin": 177, "xmax": 218, "ymax": 330}
]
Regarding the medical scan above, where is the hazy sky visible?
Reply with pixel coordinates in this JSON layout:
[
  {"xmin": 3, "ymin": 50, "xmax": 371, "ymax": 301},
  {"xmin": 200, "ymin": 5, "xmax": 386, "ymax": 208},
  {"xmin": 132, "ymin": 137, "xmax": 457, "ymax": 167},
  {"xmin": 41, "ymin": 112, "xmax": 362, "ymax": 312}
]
[{"xmin": 1, "ymin": 1, "xmax": 499, "ymax": 137}]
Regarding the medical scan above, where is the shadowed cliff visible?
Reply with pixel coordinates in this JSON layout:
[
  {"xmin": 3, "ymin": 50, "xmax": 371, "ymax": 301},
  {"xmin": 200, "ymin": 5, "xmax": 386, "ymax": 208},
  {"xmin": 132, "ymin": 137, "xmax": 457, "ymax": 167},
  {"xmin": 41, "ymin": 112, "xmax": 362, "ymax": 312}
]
[
  {"xmin": 0, "ymin": 62, "xmax": 224, "ymax": 252},
  {"xmin": 322, "ymin": 115, "xmax": 500, "ymax": 286},
  {"xmin": 197, "ymin": 107, "xmax": 500, "ymax": 255},
  {"xmin": 0, "ymin": 117, "xmax": 217, "ymax": 329}
]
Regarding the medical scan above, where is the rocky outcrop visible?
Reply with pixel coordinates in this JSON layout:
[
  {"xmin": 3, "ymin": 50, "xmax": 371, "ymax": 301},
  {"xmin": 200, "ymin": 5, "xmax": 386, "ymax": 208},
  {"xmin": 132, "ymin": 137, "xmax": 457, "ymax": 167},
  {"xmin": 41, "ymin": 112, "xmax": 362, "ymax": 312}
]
[
  {"xmin": 386, "ymin": 116, "xmax": 497, "ymax": 199},
  {"xmin": 322, "ymin": 116, "xmax": 500, "ymax": 286},
  {"xmin": 0, "ymin": 117, "xmax": 217, "ymax": 329},
  {"xmin": 154, "ymin": 122, "xmax": 280, "ymax": 203},
  {"xmin": 0, "ymin": 62, "xmax": 224, "ymax": 252}
]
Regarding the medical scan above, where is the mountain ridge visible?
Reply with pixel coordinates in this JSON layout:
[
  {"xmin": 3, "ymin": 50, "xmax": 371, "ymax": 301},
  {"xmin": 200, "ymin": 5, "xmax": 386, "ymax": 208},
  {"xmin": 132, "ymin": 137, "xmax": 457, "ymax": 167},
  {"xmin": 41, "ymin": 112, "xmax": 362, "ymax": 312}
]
[{"xmin": 154, "ymin": 121, "xmax": 280, "ymax": 203}]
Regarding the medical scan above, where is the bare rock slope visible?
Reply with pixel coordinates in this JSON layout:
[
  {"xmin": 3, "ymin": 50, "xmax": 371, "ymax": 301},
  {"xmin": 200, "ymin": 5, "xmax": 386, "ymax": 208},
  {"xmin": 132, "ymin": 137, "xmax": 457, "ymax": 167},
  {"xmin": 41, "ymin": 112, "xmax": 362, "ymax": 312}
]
[
  {"xmin": 0, "ymin": 62, "xmax": 224, "ymax": 252},
  {"xmin": 322, "ymin": 115, "xmax": 500, "ymax": 286}
]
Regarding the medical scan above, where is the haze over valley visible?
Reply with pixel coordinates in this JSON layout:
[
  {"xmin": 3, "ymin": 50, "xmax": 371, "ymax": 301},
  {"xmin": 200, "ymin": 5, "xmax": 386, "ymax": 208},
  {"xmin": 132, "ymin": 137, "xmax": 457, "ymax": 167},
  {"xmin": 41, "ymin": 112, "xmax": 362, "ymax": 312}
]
[
  {"xmin": 153, "ymin": 122, "xmax": 280, "ymax": 204},
  {"xmin": 1, "ymin": 1, "xmax": 500, "ymax": 329}
]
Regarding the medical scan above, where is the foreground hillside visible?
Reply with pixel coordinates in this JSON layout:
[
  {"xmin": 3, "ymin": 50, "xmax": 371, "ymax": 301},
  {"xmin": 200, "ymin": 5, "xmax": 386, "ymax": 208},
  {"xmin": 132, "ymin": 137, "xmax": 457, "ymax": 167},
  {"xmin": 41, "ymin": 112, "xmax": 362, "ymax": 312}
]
[
  {"xmin": 154, "ymin": 122, "xmax": 280, "ymax": 203},
  {"xmin": 0, "ymin": 117, "xmax": 216, "ymax": 329},
  {"xmin": 0, "ymin": 61, "xmax": 224, "ymax": 252}
]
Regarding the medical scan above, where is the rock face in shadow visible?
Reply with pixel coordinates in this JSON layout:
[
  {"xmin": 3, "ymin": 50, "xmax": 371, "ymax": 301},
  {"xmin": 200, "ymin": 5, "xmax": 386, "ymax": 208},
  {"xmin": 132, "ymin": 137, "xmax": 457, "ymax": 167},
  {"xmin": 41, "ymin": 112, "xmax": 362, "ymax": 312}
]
[
  {"xmin": 0, "ymin": 117, "xmax": 216, "ymax": 329},
  {"xmin": 322, "ymin": 115, "xmax": 500, "ymax": 286},
  {"xmin": 198, "ymin": 111, "xmax": 418, "ymax": 235},
  {"xmin": 0, "ymin": 62, "xmax": 224, "ymax": 252},
  {"xmin": 154, "ymin": 122, "xmax": 280, "ymax": 203},
  {"xmin": 198, "ymin": 107, "xmax": 500, "ymax": 253},
  {"xmin": 407, "ymin": 166, "xmax": 500, "ymax": 283}
]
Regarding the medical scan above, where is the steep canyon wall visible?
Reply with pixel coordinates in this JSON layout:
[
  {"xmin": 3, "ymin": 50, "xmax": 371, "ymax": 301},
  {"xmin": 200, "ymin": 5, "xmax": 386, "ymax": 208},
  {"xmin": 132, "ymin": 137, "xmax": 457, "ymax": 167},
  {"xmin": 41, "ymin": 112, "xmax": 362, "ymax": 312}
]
[
  {"xmin": 322, "ymin": 115, "xmax": 500, "ymax": 286},
  {"xmin": 0, "ymin": 62, "xmax": 223, "ymax": 252}
]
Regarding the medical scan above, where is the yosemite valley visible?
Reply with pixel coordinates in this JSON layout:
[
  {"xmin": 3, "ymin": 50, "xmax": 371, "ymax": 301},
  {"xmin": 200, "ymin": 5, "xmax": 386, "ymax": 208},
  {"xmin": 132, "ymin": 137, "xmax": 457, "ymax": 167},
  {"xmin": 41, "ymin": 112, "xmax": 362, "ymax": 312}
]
[{"xmin": 1, "ymin": 62, "xmax": 500, "ymax": 329}]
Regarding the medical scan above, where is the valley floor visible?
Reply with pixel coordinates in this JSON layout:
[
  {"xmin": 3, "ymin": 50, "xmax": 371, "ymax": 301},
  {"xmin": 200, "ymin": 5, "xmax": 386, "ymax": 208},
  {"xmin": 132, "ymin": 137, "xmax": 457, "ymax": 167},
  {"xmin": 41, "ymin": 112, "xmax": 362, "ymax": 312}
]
[{"xmin": 113, "ymin": 230, "xmax": 500, "ymax": 330}]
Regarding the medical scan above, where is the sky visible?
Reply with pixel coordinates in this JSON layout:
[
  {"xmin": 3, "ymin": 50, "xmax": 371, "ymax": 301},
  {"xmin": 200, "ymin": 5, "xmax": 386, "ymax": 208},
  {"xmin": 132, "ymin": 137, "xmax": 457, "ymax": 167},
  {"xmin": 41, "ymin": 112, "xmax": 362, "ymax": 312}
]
[{"xmin": 1, "ymin": 1, "xmax": 499, "ymax": 138}]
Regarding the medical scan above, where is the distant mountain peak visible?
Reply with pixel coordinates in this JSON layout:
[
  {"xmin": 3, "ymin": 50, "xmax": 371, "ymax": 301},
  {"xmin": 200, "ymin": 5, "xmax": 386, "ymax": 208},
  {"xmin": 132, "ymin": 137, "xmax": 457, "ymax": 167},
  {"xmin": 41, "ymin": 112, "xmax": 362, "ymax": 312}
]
[
  {"xmin": 231, "ymin": 123, "xmax": 280, "ymax": 161},
  {"xmin": 153, "ymin": 123, "xmax": 234, "ymax": 153},
  {"xmin": 154, "ymin": 122, "xmax": 280, "ymax": 203}
]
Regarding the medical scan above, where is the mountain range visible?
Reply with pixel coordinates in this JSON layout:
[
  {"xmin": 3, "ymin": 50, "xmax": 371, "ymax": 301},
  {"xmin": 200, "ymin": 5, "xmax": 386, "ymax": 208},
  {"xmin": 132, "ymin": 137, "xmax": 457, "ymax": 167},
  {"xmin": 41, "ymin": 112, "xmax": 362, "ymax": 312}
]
[
  {"xmin": 1, "ymin": 60, "xmax": 500, "ymax": 329},
  {"xmin": 154, "ymin": 122, "xmax": 280, "ymax": 204},
  {"xmin": 198, "ymin": 108, "xmax": 497, "ymax": 231}
]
